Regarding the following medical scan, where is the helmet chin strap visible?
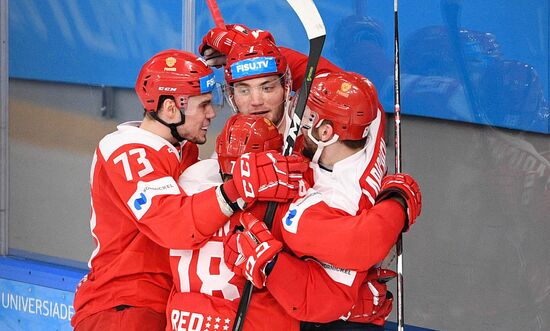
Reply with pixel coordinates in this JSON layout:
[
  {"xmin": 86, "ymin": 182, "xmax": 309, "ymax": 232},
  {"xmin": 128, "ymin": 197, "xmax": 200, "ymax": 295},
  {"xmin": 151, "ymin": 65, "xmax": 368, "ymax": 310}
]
[
  {"xmin": 278, "ymin": 107, "xmax": 291, "ymax": 133},
  {"xmin": 150, "ymin": 109, "xmax": 186, "ymax": 142},
  {"xmin": 306, "ymin": 120, "xmax": 339, "ymax": 164}
]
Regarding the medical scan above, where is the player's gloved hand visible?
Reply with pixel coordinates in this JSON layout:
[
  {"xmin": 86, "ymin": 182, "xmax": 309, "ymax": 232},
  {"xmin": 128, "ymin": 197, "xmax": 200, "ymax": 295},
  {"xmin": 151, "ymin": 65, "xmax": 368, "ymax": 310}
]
[
  {"xmin": 202, "ymin": 48, "xmax": 227, "ymax": 68},
  {"xmin": 220, "ymin": 151, "xmax": 308, "ymax": 211},
  {"xmin": 375, "ymin": 173, "xmax": 422, "ymax": 231},
  {"xmin": 223, "ymin": 212, "xmax": 282, "ymax": 288},
  {"xmin": 199, "ymin": 24, "xmax": 275, "ymax": 58},
  {"xmin": 345, "ymin": 268, "xmax": 395, "ymax": 323}
]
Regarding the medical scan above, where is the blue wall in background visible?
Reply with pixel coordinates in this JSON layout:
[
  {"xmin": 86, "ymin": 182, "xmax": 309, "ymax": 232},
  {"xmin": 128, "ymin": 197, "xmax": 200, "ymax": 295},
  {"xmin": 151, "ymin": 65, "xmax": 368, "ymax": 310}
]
[
  {"xmin": 9, "ymin": 0, "xmax": 550, "ymax": 133},
  {"xmin": 9, "ymin": 0, "xmax": 183, "ymax": 88}
]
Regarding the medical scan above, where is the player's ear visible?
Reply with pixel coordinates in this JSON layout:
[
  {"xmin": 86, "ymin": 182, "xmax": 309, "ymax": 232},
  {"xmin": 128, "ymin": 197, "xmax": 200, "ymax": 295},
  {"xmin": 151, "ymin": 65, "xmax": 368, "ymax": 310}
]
[
  {"xmin": 160, "ymin": 98, "xmax": 178, "ymax": 119},
  {"xmin": 318, "ymin": 122, "xmax": 335, "ymax": 142}
]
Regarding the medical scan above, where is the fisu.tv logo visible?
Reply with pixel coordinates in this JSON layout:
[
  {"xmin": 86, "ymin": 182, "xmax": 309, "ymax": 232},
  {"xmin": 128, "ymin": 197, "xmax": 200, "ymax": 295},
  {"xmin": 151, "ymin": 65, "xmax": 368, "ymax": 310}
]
[
  {"xmin": 200, "ymin": 73, "xmax": 216, "ymax": 93},
  {"xmin": 231, "ymin": 57, "xmax": 277, "ymax": 79}
]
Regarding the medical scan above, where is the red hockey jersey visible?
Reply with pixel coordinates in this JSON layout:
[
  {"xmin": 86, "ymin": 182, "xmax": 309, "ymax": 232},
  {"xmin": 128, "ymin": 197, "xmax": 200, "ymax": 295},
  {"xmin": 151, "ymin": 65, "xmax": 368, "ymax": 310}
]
[
  {"xmin": 165, "ymin": 47, "xmax": 352, "ymax": 330},
  {"xmin": 266, "ymin": 107, "xmax": 407, "ymax": 325},
  {"xmin": 168, "ymin": 159, "xmax": 300, "ymax": 331},
  {"xmin": 277, "ymin": 108, "xmax": 400, "ymax": 270},
  {"xmin": 72, "ymin": 122, "xmax": 231, "ymax": 328}
]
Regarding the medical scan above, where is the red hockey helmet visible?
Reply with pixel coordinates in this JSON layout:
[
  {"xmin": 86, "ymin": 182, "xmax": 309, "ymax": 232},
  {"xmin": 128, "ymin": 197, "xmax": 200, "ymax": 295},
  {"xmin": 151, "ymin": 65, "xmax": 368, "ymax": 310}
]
[
  {"xmin": 216, "ymin": 114, "xmax": 283, "ymax": 174},
  {"xmin": 224, "ymin": 39, "xmax": 288, "ymax": 85},
  {"xmin": 305, "ymin": 71, "xmax": 379, "ymax": 140},
  {"xmin": 135, "ymin": 49, "xmax": 215, "ymax": 112}
]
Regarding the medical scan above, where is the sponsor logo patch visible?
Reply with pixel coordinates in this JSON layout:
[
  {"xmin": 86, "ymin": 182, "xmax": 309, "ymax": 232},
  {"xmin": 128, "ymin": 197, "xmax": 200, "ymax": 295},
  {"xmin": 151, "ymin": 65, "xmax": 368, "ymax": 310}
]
[
  {"xmin": 317, "ymin": 260, "xmax": 357, "ymax": 286},
  {"xmin": 133, "ymin": 193, "xmax": 147, "ymax": 210},
  {"xmin": 285, "ymin": 209, "xmax": 297, "ymax": 226},
  {"xmin": 128, "ymin": 177, "xmax": 180, "ymax": 220},
  {"xmin": 282, "ymin": 189, "xmax": 322, "ymax": 234}
]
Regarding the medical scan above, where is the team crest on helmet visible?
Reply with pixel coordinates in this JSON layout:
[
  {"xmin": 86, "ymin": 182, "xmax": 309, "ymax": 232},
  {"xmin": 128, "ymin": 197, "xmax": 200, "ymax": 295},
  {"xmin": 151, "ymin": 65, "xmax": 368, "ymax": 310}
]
[
  {"xmin": 337, "ymin": 82, "xmax": 352, "ymax": 97},
  {"xmin": 164, "ymin": 57, "xmax": 177, "ymax": 71}
]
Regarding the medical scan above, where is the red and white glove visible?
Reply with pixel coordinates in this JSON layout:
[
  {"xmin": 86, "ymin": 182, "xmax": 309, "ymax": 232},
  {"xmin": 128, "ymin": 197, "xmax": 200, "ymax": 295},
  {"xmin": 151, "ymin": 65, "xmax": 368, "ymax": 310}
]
[
  {"xmin": 199, "ymin": 24, "xmax": 275, "ymax": 57},
  {"xmin": 224, "ymin": 212, "xmax": 282, "ymax": 288},
  {"xmin": 221, "ymin": 151, "xmax": 308, "ymax": 210},
  {"xmin": 346, "ymin": 269, "xmax": 396, "ymax": 324},
  {"xmin": 376, "ymin": 173, "xmax": 422, "ymax": 231}
]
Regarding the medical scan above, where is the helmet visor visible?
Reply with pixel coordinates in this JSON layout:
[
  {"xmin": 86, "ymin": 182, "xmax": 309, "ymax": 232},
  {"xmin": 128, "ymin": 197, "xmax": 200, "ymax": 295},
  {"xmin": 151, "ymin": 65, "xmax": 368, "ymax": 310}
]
[{"xmin": 211, "ymin": 82, "xmax": 224, "ymax": 112}]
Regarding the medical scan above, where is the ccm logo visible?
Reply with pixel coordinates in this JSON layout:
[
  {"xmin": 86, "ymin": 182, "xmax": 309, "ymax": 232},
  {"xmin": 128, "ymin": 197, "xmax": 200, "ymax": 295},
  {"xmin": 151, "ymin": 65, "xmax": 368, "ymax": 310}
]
[
  {"xmin": 158, "ymin": 86, "xmax": 177, "ymax": 92},
  {"xmin": 239, "ymin": 154, "xmax": 255, "ymax": 199}
]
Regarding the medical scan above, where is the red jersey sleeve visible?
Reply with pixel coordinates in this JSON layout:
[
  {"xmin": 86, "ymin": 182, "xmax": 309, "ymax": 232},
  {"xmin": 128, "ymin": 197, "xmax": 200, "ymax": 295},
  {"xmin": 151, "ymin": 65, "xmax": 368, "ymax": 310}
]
[
  {"xmin": 97, "ymin": 141, "xmax": 228, "ymax": 250},
  {"xmin": 266, "ymin": 252, "xmax": 367, "ymax": 322},
  {"xmin": 277, "ymin": 196, "xmax": 406, "ymax": 271},
  {"xmin": 280, "ymin": 46, "xmax": 341, "ymax": 91}
]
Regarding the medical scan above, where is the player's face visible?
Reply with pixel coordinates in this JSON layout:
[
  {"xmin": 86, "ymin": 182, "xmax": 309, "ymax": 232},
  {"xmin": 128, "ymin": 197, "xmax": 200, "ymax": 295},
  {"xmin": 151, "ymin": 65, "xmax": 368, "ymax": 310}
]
[
  {"xmin": 301, "ymin": 126, "xmax": 319, "ymax": 161},
  {"xmin": 232, "ymin": 75, "xmax": 285, "ymax": 126},
  {"xmin": 178, "ymin": 93, "xmax": 216, "ymax": 144}
]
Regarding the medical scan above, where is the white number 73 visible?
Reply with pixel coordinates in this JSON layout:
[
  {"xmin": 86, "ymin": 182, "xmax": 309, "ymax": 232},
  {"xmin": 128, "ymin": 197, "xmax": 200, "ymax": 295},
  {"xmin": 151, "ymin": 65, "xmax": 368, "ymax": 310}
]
[{"xmin": 113, "ymin": 148, "xmax": 154, "ymax": 181}]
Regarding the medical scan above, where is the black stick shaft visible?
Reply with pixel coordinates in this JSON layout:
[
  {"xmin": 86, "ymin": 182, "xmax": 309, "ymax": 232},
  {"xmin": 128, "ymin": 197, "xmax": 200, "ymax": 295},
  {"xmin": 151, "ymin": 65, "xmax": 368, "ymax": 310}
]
[
  {"xmin": 393, "ymin": 1, "xmax": 404, "ymax": 330},
  {"xmin": 232, "ymin": 35, "xmax": 326, "ymax": 331}
]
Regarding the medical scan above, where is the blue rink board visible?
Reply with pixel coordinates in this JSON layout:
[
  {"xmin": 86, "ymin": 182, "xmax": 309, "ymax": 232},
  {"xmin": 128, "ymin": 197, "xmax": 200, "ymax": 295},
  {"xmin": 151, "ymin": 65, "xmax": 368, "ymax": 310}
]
[
  {"xmin": 0, "ymin": 256, "xmax": 86, "ymax": 331},
  {"xmin": 0, "ymin": 255, "xmax": 437, "ymax": 330}
]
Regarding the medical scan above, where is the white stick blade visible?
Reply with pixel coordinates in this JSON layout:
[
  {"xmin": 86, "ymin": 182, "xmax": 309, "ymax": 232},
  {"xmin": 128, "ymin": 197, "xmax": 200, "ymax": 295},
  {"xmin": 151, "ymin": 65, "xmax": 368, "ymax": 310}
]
[{"xmin": 286, "ymin": 0, "xmax": 326, "ymax": 39}]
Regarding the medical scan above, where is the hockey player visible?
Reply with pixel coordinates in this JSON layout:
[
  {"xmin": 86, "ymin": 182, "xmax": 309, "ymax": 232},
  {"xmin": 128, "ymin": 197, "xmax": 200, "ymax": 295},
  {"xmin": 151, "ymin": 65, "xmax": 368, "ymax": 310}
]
[
  {"xmin": 223, "ymin": 72, "xmax": 422, "ymax": 330},
  {"xmin": 167, "ymin": 114, "xmax": 302, "ymax": 330},
  {"xmin": 200, "ymin": 24, "xmax": 421, "ymax": 329},
  {"xmin": 199, "ymin": 24, "xmax": 340, "ymax": 133},
  {"xmin": 71, "ymin": 50, "xmax": 308, "ymax": 331},
  {"xmin": 169, "ymin": 112, "xmax": 419, "ymax": 331}
]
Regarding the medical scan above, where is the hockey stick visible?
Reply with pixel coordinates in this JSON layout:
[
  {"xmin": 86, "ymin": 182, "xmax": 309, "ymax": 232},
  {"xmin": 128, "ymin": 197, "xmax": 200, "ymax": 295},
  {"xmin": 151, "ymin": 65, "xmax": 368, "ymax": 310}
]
[
  {"xmin": 231, "ymin": 1, "xmax": 326, "ymax": 330},
  {"xmin": 393, "ymin": 1, "xmax": 405, "ymax": 330},
  {"xmin": 206, "ymin": 0, "xmax": 225, "ymax": 28}
]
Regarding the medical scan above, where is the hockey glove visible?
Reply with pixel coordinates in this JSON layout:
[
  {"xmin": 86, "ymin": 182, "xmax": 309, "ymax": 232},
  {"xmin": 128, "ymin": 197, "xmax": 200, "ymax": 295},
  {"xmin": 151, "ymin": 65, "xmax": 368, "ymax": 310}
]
[
  {"xmin": 375, "ymin": 173, "xmax": 422, "ymax": 232},
  {"xmin": 223, "ymin": 212, "xmax": 282, "ymax": 288},
  {"xmin": 199, "ymin": 24, "xmax": 275, "ymax": 58},
  {"xmin": 221, "ymin": 151, "xmax": 308, "ymax": 210},
  {"xmin": 346, "ymin": 269, "xmax": 396, "ymax": 324}
]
